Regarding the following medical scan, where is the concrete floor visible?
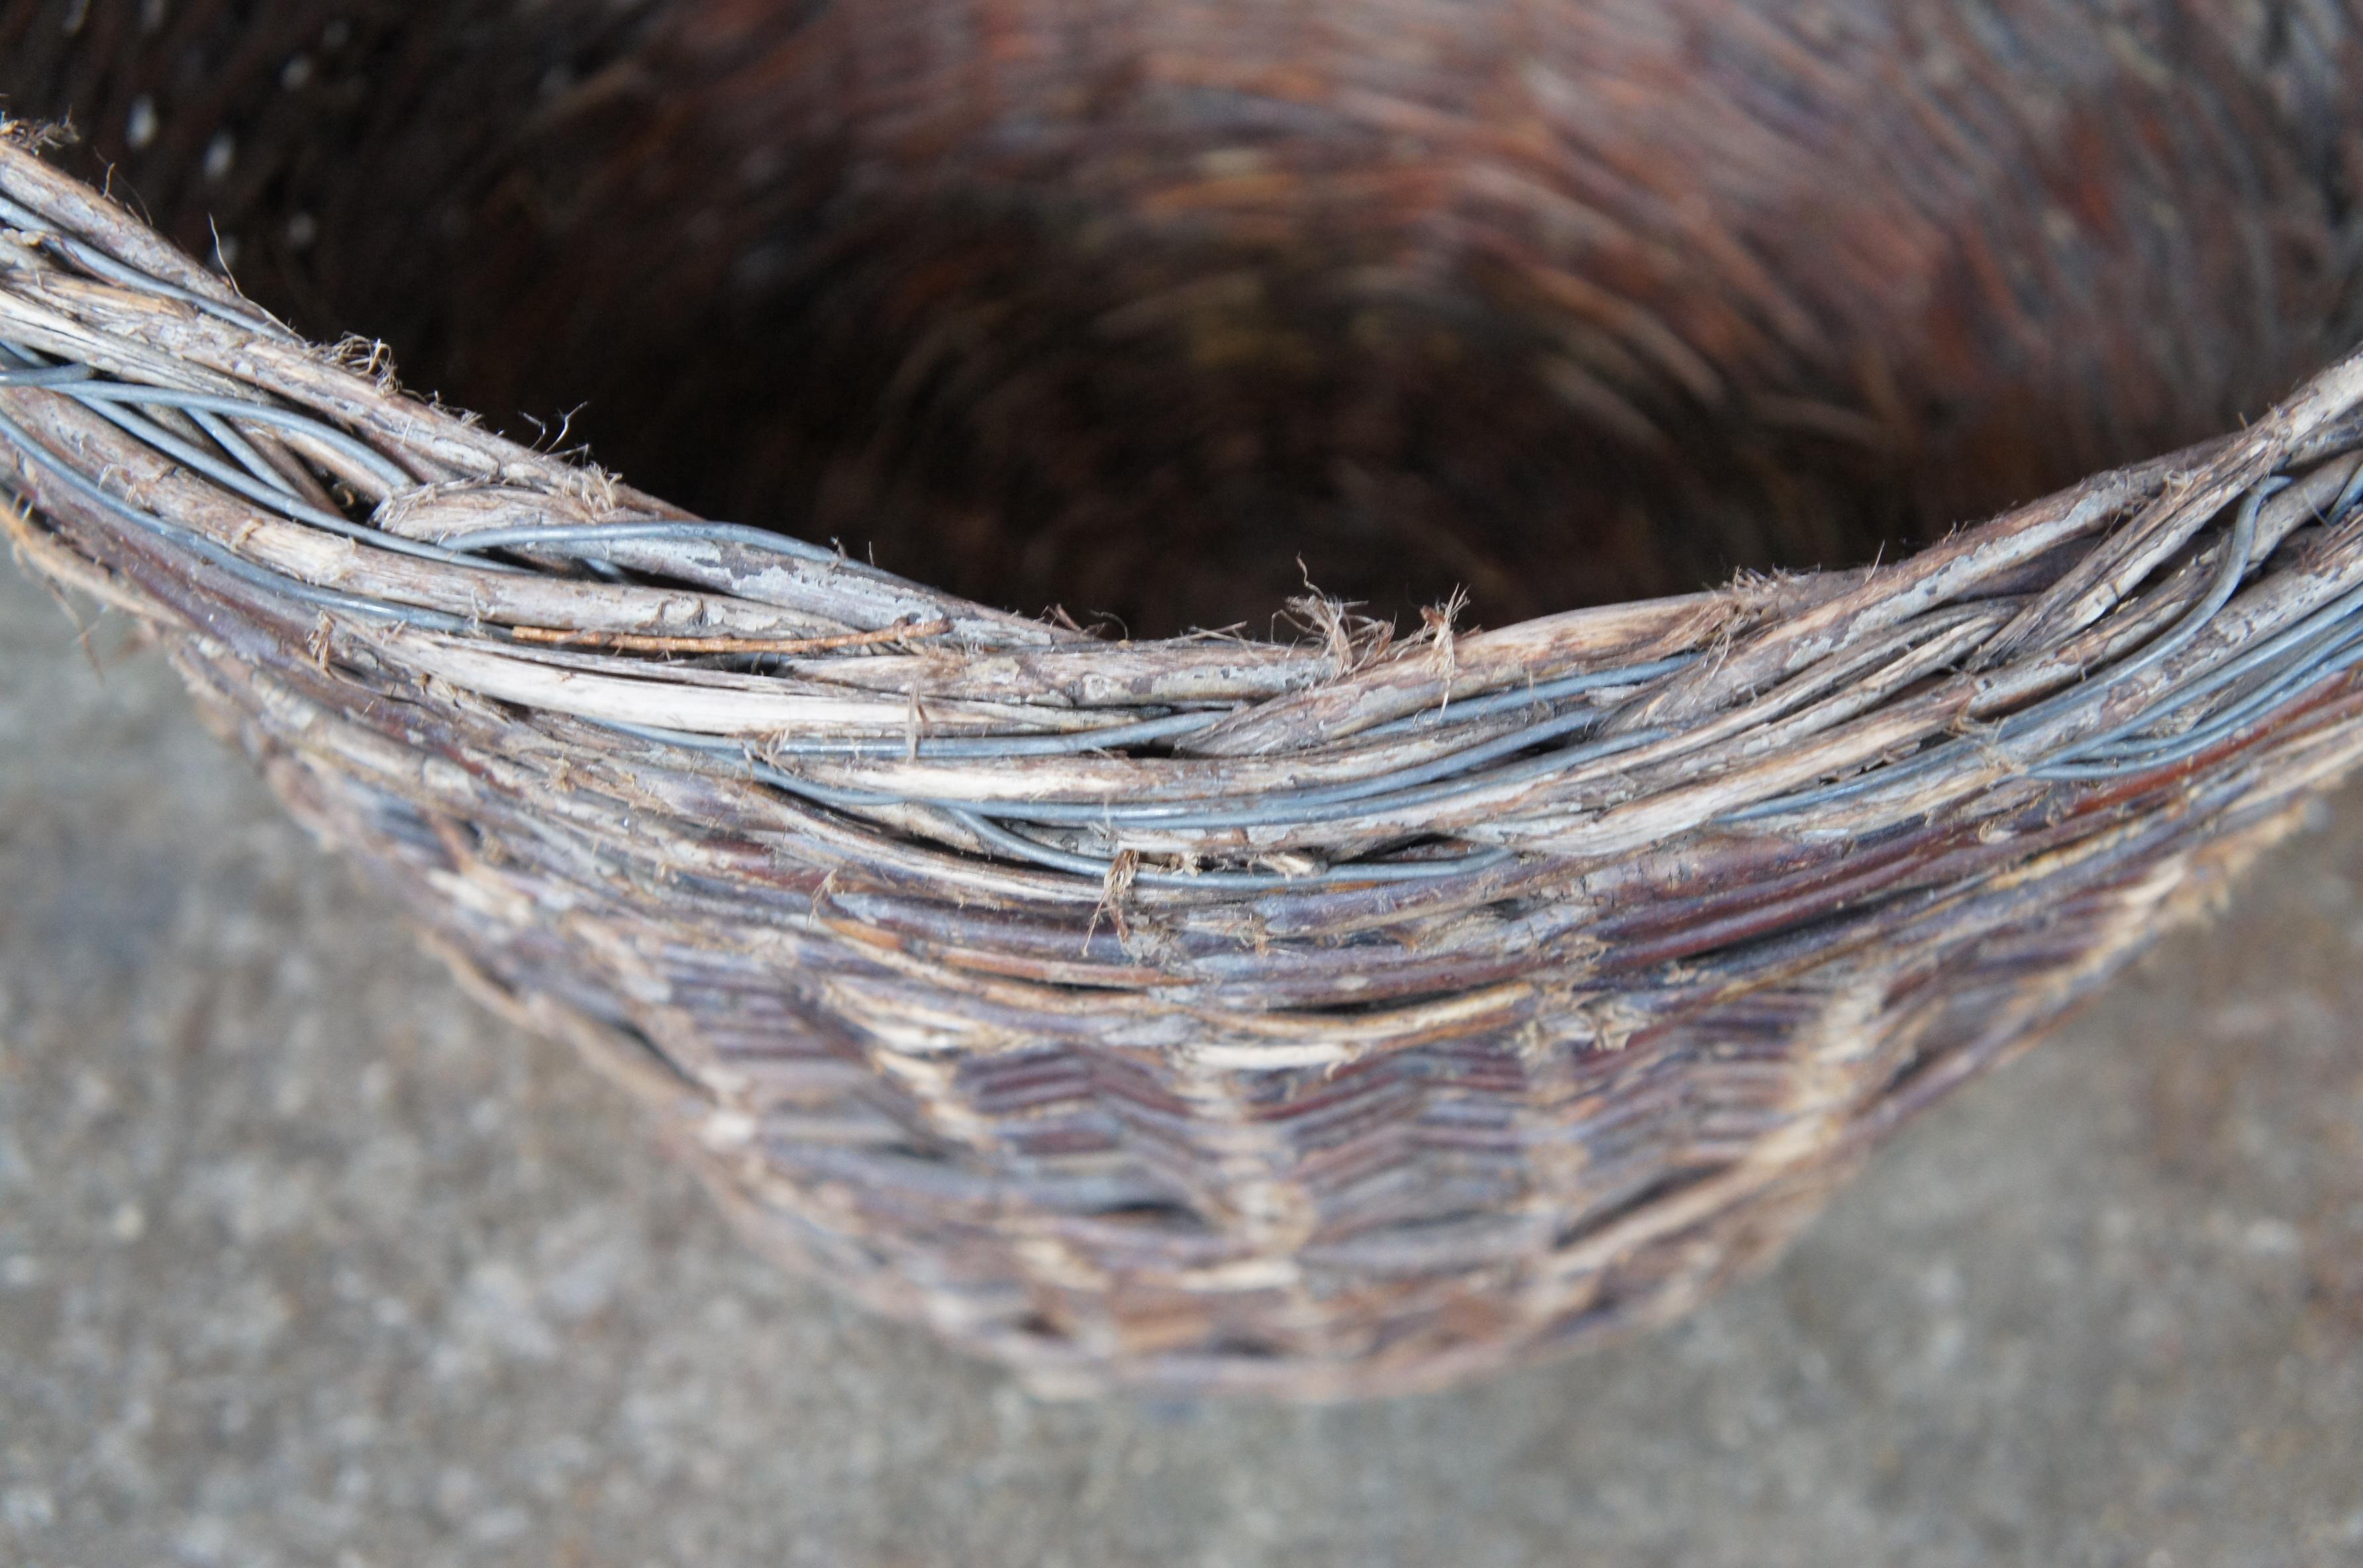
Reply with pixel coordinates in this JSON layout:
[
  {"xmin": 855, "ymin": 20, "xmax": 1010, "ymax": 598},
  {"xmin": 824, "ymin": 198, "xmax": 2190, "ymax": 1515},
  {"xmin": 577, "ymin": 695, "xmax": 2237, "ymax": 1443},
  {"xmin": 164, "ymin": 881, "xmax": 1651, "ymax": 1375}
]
[{"xmin": 2, "ymin": 557, "xmax": 2360, "ymax": 1567}]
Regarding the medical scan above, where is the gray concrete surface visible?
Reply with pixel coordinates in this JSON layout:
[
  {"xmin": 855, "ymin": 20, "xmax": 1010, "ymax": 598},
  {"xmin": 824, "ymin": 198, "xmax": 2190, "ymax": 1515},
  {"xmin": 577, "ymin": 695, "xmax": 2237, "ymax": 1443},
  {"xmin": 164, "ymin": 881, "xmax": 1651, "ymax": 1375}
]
[{"xmin": 2, "ymin": 556, "xmax": 2360, "ymax": 1568}]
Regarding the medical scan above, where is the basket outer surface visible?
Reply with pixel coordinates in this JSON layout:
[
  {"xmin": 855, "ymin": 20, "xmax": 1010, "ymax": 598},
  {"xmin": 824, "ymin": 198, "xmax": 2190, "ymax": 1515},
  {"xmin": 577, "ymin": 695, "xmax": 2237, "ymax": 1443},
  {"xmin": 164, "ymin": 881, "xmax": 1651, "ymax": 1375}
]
[{"xmin": 9, "ymin": 126, "xmax": 2363, "ymax": 1395}]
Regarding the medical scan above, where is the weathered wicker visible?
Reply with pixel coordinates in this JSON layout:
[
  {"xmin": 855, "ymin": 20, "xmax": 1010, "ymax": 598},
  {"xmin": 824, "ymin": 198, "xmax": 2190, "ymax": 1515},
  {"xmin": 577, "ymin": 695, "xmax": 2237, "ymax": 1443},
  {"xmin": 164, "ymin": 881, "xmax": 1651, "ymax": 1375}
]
[
  {"xmin": 9, "ymin": 0, "xmax": 2362, "ymax": 634},
  {"xmin": 7, "ymin": 28, "xmax": 2363, "ymax": 1395}
]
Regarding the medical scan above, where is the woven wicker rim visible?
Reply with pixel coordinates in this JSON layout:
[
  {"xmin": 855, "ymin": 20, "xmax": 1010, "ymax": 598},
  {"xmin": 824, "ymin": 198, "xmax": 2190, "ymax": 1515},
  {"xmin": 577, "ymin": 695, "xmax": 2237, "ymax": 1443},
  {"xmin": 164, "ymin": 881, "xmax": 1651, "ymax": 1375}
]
[{"xmin": 8, "ymin": 119, "xmax": 2363, "ymax": 939}]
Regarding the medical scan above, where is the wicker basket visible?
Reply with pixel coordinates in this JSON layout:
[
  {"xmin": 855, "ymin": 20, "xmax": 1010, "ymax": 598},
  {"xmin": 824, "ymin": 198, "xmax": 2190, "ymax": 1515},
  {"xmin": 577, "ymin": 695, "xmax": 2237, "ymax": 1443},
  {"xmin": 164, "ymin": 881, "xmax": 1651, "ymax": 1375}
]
[{"xmin": 7, "ymin": 11, "xmax": 2363, "ymax": 1396}]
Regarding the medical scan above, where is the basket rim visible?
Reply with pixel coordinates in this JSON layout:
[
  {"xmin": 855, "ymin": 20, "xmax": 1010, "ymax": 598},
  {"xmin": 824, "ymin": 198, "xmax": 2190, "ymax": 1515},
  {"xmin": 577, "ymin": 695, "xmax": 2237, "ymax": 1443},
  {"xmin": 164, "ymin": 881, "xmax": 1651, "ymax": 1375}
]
[{"xmin": 7, "ymin": 119, "xmax": 2363, "ymax": 906}]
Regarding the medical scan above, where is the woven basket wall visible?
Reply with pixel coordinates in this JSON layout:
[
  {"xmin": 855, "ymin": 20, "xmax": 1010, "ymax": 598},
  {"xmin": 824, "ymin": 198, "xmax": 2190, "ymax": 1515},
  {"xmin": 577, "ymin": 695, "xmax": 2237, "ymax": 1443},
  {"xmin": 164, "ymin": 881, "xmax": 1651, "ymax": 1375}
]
[{"xmin": 6, "ymin": 3, "xmax": 2363, "ymax": 1398}]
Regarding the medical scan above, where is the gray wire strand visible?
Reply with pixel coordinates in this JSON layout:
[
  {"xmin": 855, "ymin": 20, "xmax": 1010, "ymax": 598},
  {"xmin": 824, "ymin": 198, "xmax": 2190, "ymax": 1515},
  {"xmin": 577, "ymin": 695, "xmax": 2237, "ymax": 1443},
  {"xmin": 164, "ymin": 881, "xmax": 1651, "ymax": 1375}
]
[
  {"xmin": 587, "ymin": 720, "xmax": 1514, "ymax": 888},
  {"xmin": 2052, "ymin": 587, "xmax": 2363, "ymax": 760},
  {"xmin": 185, "ymin": 403, "xmax": 300, "ymax": 499},
  {"xmin": 0, "ymin": 191, "xmax": 282, "ymax": 335},
  {"xmin": 1358, "ymin": 655, "xmax": 1701, "ymax": 736},
  {"xmin": 758, "ymin": 708, "xmax": 1229, "ymax": 760},
  {"xmin": 937, "ymin": 713, "xmax": 1650, "ymax": 829},
  {"xmin": 0, "ymin": 362, "xmax": 94, "ymax": 387},
  {"xmin": 2028, "ymin": 604, "xmax": 2363, "ymax": 779},
  {"xmin": 40, "ymin": 379, "xmax": 416, "ymax": 493},
  {"xmin": 1723, "ymin": 481, "xmax": 2277, "ymax": 822},
  {"xmin": 940, "ymin": 805, "xmax": 1516, "ymax": 890},
  {"xmin": 0, "ymin": 340, "xmax": 416, "ymax": 494},
  {"xmin": 0, "ymin": 403, "xmax": 474, "ymax": 633},
  {"xmin": 57, "ymin": 385, "xmax": 525, "ymax": 571}
]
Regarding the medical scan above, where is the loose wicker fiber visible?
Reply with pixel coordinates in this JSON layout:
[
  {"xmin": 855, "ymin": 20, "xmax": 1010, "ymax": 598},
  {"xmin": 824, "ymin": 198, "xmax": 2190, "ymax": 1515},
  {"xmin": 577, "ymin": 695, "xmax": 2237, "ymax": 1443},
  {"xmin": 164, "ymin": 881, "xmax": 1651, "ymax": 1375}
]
[{"xmin": 10, "ymin": 105, "xmax": 2363, "ymax": 1398}]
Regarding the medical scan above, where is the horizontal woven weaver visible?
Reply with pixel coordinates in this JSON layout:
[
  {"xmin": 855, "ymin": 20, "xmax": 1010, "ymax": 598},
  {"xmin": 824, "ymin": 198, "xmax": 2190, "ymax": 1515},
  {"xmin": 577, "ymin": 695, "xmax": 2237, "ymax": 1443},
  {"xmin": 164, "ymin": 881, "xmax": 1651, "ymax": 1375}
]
[{"xmin": 7, "ymin": 124, "xmax": 2363, "ymax": 1395}]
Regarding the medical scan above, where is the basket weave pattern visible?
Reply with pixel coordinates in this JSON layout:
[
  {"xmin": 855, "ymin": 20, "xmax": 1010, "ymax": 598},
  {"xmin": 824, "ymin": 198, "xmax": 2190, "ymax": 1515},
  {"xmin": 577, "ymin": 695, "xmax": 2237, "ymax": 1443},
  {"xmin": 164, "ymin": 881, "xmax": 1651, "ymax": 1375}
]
[{"xmin": 9, "ymin": 130, "xmax": 2363, "ymax": 1395}]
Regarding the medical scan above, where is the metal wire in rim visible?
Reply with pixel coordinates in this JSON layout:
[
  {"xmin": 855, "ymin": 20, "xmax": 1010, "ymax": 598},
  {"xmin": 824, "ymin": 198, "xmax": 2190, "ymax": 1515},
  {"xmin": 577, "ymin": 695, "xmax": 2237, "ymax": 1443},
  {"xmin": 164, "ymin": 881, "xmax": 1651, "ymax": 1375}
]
[
  {"xmin": 1721, "ymin": 479, "xmax": 2284, "ymax": 822},
  {"xmin": 2084, "ymin": 632, "xmax": 2363, "ymax": 763},
  {"xmin": 57, "ymin": 381, "xmax": 419, "ymax": 495},
  {"xmin": 0, "ymin": 229, "xmax": 1704, "ymax": 809},
  {"xmin": 0, "ymin": 362, "xmax": 91, "ymax": 387},
  {"xmin": 0, "ymin": 342, "xmax": 2287, "ymax": 881},
  {"xmin": 594, "ymin": 709, "xmax": 1664, "ymax": 885},
  {"xmin": 442, "ymin": 518, "xmax": 854, "ymax": 572},
  {"xmin": 0, "ymin": 190, "xmax": 283, "ymax": 336},
  {"xmin": 0, "ymin": 352, "xmax": 419, "ymax": 495},
  {"xmin": 2068, "ymin": 609, "xmax": 2363, "ymax": 763},
  {"xmin": 0, "ymin": 247, "xmax": 1711, "ymax": 842},
  {"xmin": 0, "ymin": 340, "xmax": 1013, "ymax": 646},
  {"xmin": 1356, "ymin": 654, "xmax": 1700, "ymax": 736},
  {"xmin": 0, "ymin": 334, "xmax": 1036, "ymax": 603},
  {"xmin": 756, "ymin": 708, "xmax": 1234, "ymax": 760},
  {"xmin": 0, "ymin": 322, "xmax": 1697, "ymax": 861},
  {"xmin": 909, "ymin": 713, "xmax": 1663, "ymax": 830},
  {"xmin": 593, "ymin": 720, "xmax": 1519, "ymax": 891},
  {"xmin": 24, "ymin": 186, "xmax": 2362, "ymax": 888},
  {"xmin": 23, "ymin": 374, "xmax": 531, "ymax": 573},
  {"xmin": 2021, "ymin": 466, "xmax": 2363, "ymax": 781},
  {"xmin": 0, "ymin": 345, "xmax": 536, "ymax": 613},
  {"xmin": 187, "ymin": 401, "xmax": 301, "ymax": 499},
  {"xmin": 940, "ymin": 805, "xmax": 1520, "ymax": 890},
  {"xmin": 0, "ymin": 402, "xmax": 479, "ymax": 634},
  {"xmin": 2026, "ymin": 644, "xmax": 2363, "ymax": 781},
  {"xmin": 2027, "ymin": 591, "xmax": 2363, "ymax": 781},
  {"xmin": 0, "ymin": 336, "xmax": 407, "ymax": 491}
]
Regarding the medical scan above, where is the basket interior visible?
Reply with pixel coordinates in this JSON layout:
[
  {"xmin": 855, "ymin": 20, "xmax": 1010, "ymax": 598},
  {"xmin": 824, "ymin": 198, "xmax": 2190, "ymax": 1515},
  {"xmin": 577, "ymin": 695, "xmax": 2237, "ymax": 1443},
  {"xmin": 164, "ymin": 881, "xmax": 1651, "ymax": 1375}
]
[{"xmin": 7, "ymin": 0, "xmax": 2358, "ymax": 636}]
